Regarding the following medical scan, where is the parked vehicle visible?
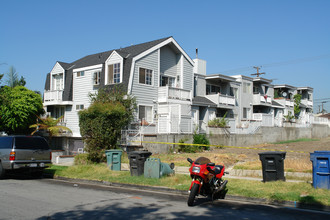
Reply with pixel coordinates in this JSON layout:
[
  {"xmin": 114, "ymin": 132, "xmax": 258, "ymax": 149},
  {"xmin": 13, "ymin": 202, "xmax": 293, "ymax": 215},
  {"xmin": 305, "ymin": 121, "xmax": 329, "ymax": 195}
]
[
  {"xmin": 0, "ymin": 136, "xmax": 52, "ymax": 178},
  {"xmin": 187, "ymin": 157, "xmax": 228, "ymax": 206}
]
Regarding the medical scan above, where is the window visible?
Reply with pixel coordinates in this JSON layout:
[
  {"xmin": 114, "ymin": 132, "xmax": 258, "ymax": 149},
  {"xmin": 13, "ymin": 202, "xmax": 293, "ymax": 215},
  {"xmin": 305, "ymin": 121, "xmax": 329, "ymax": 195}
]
[
  {"xmin": 76, "ymin": 104, "xmax": 84, "ymax": 111},
  {"xmin": 160, "ymin": 75, "xmax": 175, "ymax": 87},
  {"xmin": 53, "ymin": 73, "xmax": 63, "ymax": 90},
  {"xmin": 253, "ymin": 86, "xmax": 259, "ymax": 94},
  {"xmin": 243, "ymin": 107, "xmax": 250, "ymax": 119},
  {"xmin": 107, "ymin": 63, "xmax": 121, "ymax": 84},
  {"xmin": 206, "ymin": 84, "xmax": 220, "ymax": 95},
  {"xmin": 243, "ymin": 82, "xmax": 251, "ymax": 93},
  {"xmin": 93, "ymin": 71, "xmax": 101, "ymax": 85},
  {"xmin": 77, "ymin": 71, "xmax": 85, "ymax": 77},
  {"xmin": 139, "ymin": 68, "xmax": 153, "ymax": 85},
  {"xmin": 139, "ymin": 105, "xmax": 152, "ymax": 123}
]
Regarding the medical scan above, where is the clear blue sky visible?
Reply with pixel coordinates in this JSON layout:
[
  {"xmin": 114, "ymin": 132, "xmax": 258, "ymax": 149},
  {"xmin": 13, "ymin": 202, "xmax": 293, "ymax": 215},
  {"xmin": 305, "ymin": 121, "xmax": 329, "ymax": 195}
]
[{"xmin": 1, "ymin": 0, "xmax": 329, "ymax": 112}]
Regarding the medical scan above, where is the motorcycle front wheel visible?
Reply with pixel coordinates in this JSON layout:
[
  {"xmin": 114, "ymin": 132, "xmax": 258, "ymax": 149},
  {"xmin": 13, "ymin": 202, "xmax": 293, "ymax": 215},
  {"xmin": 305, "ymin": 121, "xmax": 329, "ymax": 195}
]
[{"xmin": 187, "ymin": 183, "xmax": 199, "ymax": 206}]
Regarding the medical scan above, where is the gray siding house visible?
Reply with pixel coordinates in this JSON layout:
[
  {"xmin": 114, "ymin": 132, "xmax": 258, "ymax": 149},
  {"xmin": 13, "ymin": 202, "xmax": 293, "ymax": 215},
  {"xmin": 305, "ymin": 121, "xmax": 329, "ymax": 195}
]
[{"xmin": 43, "ymin": 37, "xmax": 194, "ymax": 152}]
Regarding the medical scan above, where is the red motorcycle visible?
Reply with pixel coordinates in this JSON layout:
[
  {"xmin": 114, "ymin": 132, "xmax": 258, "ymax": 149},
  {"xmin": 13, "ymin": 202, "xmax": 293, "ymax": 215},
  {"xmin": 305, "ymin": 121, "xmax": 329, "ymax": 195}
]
[{"xmin": 187, "ymin": 157, "xmax": 228, "ymax": 206}]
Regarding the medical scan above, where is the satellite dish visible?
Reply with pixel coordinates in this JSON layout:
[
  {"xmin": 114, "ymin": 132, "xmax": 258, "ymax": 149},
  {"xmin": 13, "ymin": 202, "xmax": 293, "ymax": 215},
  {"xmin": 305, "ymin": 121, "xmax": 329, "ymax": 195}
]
[{"xmin": 282, "ymin": 92, "xmax": 287, "ymax": 97}]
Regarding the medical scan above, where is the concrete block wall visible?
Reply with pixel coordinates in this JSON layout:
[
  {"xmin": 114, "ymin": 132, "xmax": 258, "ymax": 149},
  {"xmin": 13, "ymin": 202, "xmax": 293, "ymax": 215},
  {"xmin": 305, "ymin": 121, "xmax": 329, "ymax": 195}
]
[{"xmin": 141, "ymin": 124, "xmax": 329, "ymax": 153}]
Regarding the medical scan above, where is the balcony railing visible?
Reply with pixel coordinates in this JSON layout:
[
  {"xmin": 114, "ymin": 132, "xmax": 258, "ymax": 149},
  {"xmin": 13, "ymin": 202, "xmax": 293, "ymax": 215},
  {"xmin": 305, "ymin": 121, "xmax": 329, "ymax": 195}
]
[
  {"xmin": 44, "ymin": 90, "xmax": 63, "ymax": 102},
  {"xmin": 206, "ymin": 93, "xmax": 235, "ymax": 106},
  {"xmin": 253, "ymin": 94, "xmax": 272, "ymax": 105},
  {"xmin": 158, "ymin": 86, "xmax": 191, "ymax": 102},
  {"xmin": 301, "ymin": 99, "xmax": 313, "ymax": 107}
]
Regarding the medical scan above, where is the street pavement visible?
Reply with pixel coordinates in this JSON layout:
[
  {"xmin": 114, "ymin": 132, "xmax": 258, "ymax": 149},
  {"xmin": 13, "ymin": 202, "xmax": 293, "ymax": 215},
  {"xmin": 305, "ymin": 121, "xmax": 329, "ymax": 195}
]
[{"xmin": 0, "ymin": 175, "xmax": 329, "ymax": 220}]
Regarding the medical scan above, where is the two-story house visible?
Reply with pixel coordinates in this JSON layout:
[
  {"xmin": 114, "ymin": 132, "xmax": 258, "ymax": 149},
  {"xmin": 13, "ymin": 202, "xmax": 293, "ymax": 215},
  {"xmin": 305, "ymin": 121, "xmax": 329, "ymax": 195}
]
[{"xmin": 43, "ymin": 37, "xmax": 194, "ymax": 151}]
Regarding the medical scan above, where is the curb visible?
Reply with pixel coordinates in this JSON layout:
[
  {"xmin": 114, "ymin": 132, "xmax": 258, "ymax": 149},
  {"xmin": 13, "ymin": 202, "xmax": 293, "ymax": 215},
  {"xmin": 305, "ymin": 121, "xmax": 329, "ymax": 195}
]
[{"xmin": 48, "ymin": 175, "xmax": 330, "ymax": 213}]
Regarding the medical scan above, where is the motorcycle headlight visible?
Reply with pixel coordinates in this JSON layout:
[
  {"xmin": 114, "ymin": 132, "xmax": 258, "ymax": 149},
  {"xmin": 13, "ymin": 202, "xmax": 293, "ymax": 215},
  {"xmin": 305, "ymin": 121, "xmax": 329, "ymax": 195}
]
[{"xmin": 192, "ymin": 166, "xmax": 200, "ymax": 173}]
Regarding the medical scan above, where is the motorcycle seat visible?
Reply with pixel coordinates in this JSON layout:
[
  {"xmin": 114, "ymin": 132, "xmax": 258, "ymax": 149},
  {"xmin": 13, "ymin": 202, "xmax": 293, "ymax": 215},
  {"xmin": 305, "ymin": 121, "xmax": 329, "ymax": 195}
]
[{"xmin": 214, "ymin": 165, "xmax": 224, "ymax": 175}]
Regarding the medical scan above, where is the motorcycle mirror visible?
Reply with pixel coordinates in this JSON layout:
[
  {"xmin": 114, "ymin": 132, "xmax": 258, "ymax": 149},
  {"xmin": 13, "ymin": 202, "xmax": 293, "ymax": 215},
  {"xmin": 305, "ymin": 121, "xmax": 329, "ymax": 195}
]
[{"xmin": 187, "ymin": 158, "xmax": 193, "ymax": 164}]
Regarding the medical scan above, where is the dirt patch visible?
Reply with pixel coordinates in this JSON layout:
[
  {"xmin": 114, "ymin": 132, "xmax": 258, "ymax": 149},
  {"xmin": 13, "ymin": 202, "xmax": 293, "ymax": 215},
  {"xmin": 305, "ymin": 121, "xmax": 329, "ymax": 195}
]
[{"xmin": 211, "ymin": 136, "xmax": 330, "ymax": 167}]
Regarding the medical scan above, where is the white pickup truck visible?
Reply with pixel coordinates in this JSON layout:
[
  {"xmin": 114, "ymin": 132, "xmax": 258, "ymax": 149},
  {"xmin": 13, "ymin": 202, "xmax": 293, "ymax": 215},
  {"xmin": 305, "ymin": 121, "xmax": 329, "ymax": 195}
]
[{"xmin": 0, "ymin": 135, "xmax": 52, "ymax": 178}]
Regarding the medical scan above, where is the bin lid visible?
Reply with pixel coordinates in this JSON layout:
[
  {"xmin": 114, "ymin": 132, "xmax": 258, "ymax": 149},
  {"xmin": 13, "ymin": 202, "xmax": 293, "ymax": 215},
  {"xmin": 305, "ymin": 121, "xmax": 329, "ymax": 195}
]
[
  {"xmin": 128, "ymin": 151, "xmax": 152, "ymax": 156},
  {"xmin": 310, "ymin": 151, "xmax": 330, "ymax": 155},
  {"xmin": 105, "ymin": 149, "xmax": 123, "ymax": 152},
  {"xmin": 258, "ymin": 151, "xmax": 286, "ymax": 155}
]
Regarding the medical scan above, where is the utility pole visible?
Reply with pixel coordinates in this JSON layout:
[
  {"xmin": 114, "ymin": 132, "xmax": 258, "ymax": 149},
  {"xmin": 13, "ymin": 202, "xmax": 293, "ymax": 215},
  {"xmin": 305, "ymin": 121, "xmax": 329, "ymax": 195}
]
[{"xmin": 251, "ymin": 66, "xmax": 265, "ymax": 77}]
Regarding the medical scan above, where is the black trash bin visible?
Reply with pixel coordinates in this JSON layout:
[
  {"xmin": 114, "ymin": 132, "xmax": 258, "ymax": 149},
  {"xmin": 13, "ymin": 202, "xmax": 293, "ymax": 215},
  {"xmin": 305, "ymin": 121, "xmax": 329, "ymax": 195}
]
[
  {"xmin": 258, "ymin": 151, "xmax": 286, "ymax": 182},
  {"xmin": 128, "ymin": 151, "xmax": 152, "ymax": 176}
]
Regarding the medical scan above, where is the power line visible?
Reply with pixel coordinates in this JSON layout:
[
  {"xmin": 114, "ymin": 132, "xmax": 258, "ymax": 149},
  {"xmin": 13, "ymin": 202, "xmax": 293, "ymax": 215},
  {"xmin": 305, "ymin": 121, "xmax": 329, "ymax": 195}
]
[{"xmin": 211, "ymin": 54, "xmax": 330, "ymax": 75}]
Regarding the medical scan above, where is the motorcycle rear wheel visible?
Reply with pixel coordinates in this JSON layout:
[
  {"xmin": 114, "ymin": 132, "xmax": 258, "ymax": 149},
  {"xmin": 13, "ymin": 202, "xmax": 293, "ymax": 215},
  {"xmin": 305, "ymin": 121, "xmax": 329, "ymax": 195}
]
[{"xmin": 187, "ymin": 183, "xmax": 199, "ymax": 206}]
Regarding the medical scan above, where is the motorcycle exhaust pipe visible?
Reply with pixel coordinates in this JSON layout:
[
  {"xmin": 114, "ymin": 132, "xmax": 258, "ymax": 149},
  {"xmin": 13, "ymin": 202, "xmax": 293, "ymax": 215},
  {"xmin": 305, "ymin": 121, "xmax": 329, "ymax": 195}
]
[{"xmin": 215, "ymin": 180, "xmax": 228, "ymax": 194}]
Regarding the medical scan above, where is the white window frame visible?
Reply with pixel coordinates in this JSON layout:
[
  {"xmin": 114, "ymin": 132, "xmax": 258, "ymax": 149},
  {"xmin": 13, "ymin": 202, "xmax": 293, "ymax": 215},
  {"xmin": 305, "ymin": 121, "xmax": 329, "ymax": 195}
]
[
  {"xmin": 106, "ymin": 62, "xmax": 122, "ymax": 85},
  {"xmin": 77, "ymin": 71, "xmax": 85, "ymax": 77},
  {"xmin": 160, "ymin": 75, "xmax": 175, "ymax": 87},
  {"xmin": 53, "ymin": 73, "xmax": 64, "ymax": 91},
  {"xmin": 139, "ymin": 67, "xmax": 153, "ymax": 86},
  {"xmin": 93, "ymin": 71, "xmax": 101, "ymax": 85},
  {"xmin": 138, "ymin": 105, "xmax": 153, "ymax": 123},
  {"xmin": 76, "ymin": 104, "xmax": 84, "ymax": 111}
]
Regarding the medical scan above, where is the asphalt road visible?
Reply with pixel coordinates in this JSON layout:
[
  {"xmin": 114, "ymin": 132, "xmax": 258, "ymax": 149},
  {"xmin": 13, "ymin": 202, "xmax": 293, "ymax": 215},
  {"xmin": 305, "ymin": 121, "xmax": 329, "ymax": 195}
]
[{"xmin": 0, "ymin": 176, "xmax": 329, "ymax": 220}]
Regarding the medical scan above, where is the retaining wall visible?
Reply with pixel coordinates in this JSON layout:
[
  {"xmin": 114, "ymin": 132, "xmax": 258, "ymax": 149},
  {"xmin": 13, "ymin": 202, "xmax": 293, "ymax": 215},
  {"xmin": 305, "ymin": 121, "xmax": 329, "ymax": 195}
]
[{"xmin": 142, "ymin": 124, "xmax": 329, "ymax": 153}]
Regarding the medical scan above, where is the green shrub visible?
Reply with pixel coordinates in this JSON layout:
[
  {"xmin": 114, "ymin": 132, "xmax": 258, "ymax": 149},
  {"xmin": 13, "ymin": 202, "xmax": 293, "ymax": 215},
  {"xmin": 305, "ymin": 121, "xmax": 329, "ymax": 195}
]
[
  {"xmin": 208, "ymin": 112, "xmax": 228, "ymax": 127},
  {"xmin": 74, "ymin": 153, "xmax": 92, "ymax": 165},
  {"xmin": 178, "ymin": 138, "xmax": 192, "ymax": 153},
  {"xmin": 192, "ymin": 133, "xmax": 210, "ymax": 152}
]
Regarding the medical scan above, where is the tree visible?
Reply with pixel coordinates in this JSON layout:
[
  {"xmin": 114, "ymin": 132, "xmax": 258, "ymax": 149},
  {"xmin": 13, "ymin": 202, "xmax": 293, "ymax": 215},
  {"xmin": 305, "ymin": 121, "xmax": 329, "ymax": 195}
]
[
  {"xmin": 30, "ymin": 116, "xmax": 72, "ymax": 147},
  {"xmin": 5, "ymin": 66, "xmax": 26, "ymax": 87},
  {"xmin": 79, "ymin": 86, "xmax": 136, "ymax": 162},
  {"xmin": 0, "ymin": 74, "xmax": 3, "ymax": 83},
  {"xmin": 293, "ymin": 94, "xmax": 302, "ymax": 119},
  {"xmin": 0, "ymin": 86, "xmax": 44, "ymax": 134}
]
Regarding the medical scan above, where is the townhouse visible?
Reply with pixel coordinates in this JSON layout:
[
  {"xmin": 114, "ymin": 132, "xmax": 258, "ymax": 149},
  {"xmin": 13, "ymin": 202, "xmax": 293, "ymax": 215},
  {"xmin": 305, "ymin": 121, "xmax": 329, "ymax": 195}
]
[{"xmin": 43, "ymin": 37, "xmax": 315, "ymax": 151}]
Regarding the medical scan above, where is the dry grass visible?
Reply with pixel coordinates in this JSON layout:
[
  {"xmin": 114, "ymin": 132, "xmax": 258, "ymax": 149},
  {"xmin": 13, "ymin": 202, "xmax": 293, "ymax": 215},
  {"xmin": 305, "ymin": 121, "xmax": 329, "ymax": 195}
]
[
  {"xmin": 234, "ymin": 156, "xmax": 312, "ymax": 173},
  {"xmin": 152, "ymin": 152, "xmax": 244, "ymax": 167}
]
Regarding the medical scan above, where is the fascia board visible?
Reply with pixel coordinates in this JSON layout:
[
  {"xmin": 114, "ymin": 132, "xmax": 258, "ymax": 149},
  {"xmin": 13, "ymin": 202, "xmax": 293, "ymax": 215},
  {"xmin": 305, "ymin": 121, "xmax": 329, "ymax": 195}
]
[{"xmin": 73, "ymin": 64, "xmax": 103, "ymax": 72}]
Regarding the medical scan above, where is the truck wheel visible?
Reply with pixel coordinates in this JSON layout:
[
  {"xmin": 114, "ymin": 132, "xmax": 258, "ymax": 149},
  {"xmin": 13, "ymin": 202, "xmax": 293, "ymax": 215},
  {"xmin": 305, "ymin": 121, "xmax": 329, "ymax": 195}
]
[
  {"xmin": 0, "ymin": 162, "xmax": 5, "ymax": 179},
  {"xmin": 187, "ymin": 183, "xmax": 199, "ymax": 206}
]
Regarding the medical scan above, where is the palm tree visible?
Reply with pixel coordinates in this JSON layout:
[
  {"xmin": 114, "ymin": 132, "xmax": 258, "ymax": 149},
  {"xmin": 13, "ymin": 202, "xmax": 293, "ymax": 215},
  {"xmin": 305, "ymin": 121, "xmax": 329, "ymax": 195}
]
[{"xmin": 30, "ymin": 115, "xmax": 72, "ymax": 147}]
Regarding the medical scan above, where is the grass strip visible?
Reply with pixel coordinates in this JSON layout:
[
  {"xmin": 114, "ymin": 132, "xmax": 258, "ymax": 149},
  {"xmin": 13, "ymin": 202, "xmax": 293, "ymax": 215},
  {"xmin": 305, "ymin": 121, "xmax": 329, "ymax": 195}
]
[
  {"xmin": 274, "ymin": 138, "xmax": 319, "ymax": 144},
  {"xmin": 45, "ymin": 164, "xmax": 330, "ymax": 206}
]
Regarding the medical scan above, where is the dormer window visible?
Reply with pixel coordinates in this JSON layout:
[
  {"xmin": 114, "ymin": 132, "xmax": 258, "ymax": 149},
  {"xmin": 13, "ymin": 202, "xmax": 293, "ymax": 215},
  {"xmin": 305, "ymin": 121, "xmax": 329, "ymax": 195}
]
[
  {"xmin": 107, "ymin": 63, "xmax": 121, "ymax": 84},
  {"xmin": 53, "ymin": 73, "xmax": 64, "ymax": 90}
]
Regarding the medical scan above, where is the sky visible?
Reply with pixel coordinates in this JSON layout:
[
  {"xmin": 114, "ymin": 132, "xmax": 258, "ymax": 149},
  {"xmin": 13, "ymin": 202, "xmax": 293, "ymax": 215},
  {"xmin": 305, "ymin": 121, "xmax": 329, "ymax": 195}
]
[{"xmin": 1, "ymin": 0, "xmax": 329, "ymax": 112}]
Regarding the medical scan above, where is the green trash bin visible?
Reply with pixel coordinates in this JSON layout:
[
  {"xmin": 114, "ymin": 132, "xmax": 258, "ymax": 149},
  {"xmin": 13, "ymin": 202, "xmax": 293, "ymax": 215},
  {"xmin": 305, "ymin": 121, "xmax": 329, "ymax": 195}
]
[{"xmin": 105, "ymin": 150, "xmax": 123, "ymax": 171}]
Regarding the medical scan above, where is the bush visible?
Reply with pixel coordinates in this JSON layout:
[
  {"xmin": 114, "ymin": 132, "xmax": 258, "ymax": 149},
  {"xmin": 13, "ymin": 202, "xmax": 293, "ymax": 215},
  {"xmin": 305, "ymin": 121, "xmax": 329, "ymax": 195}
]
[
  {"xmin": 193, "ymin": 133, "xmax": 210, "ymax": 151},
  {"xmin": 178, "ymin": 138, "xmax": 192, "ymax": 153},
  {"xmin": 79, "ymin": 86, "xmax": 136, "ymax": 163},
  {"xmin": 74, "ymin": 153, "xmax": 92, "ymax": 165},
  {"xmin": 208, "ymin": 112, "xmax": 228, "ymax": 128}
]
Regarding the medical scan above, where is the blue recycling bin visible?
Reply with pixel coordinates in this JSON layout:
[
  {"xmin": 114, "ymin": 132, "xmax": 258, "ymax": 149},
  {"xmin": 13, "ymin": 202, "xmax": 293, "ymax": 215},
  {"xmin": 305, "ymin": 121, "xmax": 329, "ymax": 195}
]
[{"xmin": 310, "ymin": 151, "xmax": 330, "ymax": 189}]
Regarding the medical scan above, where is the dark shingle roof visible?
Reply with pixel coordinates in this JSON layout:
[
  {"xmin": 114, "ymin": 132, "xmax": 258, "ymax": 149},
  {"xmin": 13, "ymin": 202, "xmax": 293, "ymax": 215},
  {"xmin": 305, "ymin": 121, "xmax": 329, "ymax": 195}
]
[
  {"xmin": 192, "ymin": 96, "xmax": 217, "ymax": 107},
  {"xmin": 45, "ymin": 37, "xmax": 172, "ymax": 101}
]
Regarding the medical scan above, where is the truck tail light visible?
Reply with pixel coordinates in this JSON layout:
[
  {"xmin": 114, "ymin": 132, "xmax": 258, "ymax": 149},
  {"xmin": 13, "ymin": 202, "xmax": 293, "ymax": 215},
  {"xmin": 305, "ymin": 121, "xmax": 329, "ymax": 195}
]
[{"xmin": 9, "ymin": 151, "xmax": 16, "ymax": 161}]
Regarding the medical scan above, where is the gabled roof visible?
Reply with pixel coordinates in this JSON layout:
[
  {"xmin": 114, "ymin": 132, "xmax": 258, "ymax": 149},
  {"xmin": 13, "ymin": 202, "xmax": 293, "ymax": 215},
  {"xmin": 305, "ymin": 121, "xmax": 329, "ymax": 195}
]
[
  {"xmin": 45, "ymin": 37, "xmax": 175, "ymax": 101},
  {"xmin": 58, "ymin": 36, "xmax": 173, "ymax": 71}
]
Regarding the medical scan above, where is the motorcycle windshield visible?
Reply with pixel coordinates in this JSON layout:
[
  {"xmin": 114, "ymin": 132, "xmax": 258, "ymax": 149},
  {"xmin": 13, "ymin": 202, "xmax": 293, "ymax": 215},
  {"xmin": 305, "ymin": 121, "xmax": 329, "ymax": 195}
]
[{"xmin": 194, "ymin": 157, "xmax": 211, "ymax": 165}]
